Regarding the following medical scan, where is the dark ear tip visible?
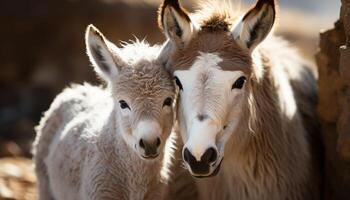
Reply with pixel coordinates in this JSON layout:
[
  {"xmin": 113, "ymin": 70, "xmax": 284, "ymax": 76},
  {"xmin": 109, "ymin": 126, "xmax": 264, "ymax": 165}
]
[
  {"xmin": 268, "ymin": 0, "xmax": 276, "ymax": 4},
  {"xmin": 159, "ymin": 0, "xmax": 191, "ymax": 23},
  {"xmin": 158, "ymin": 0, "xmax": 191, "ymax": 31},
  {"xmin": 160, "ymin": 0, "xmax": 181, "ymax": 16},
  {"xmin": 254, "ymin": 0, "xmax": 275, "ymax": 10},
  {"xmin": 258, "ymin": 0, "xmax": 276, "ymax": 7},
  {"xmin": 163, "ymin": 0, "xmax": 180, "ymax": 7},
  {"xmin": 86, "ymin": 24, "xmax": 98, "ymax": 34},
  {"xmin": 86, "ymin": 24, "xmax": 105, "ymax": 42},
  {"xmin": 259, "ymin": 0, "xmax": 275, "ymax": 4}
]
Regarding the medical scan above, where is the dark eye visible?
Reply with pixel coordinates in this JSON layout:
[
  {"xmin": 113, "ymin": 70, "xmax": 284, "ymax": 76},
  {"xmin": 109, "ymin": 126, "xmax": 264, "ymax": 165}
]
[
  {"xmin": 174, "ymin": 76, "xmax": 183, "ymax": 90},
  {"xmin": 232, "ymin": 76, "xmax": 246, "ymax": 89},
  {"xmin": 119, "ymin": 100, "xmax": 130, "ymax": 110},
  {"xmin": 163, "ymin": 97, "xmax": 173, "ymax": 107}
]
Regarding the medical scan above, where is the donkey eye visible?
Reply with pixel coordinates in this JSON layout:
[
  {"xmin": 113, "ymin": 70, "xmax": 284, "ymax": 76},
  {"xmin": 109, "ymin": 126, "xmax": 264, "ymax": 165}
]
[
  {"xmin": 232, "ymin": 76, "xmax": 246, "ymax": 89},
  {"xmin": 163, "ymin": 97, "xmax": 173, "ymax": 107},
  {"xmin": 119, "ymin": 100, "xmax": 130, "ymax": 110},
  {"xmin": 174, "ymin": 76, "xmax": 183, "ymax": 90}
]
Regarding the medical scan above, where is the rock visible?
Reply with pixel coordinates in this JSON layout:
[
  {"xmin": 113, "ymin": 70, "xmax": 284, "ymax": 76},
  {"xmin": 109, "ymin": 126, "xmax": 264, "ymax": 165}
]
[{"xmin": 316, "ymin": 0, "xmax": 350, "ymax": 199}]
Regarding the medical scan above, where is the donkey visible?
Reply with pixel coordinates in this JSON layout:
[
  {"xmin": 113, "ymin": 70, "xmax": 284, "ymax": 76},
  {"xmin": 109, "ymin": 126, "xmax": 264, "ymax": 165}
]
[
  {"xmin": 157, "ymin": 0, "xmax": 321, "ymax": 199},
  {"xmin": 33, "ymin": 25, "xmax": 176, "ymax": 200}
]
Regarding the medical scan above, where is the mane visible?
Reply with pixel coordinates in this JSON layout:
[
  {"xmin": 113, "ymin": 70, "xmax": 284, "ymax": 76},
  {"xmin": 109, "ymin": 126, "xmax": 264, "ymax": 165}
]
[
  {"xmin": 192, "ymin": 0, "xmax": 243, "ymax": 32},
  {"xmin": 110, "ymin": 38, "xmax": 162, "ymax": 65}
]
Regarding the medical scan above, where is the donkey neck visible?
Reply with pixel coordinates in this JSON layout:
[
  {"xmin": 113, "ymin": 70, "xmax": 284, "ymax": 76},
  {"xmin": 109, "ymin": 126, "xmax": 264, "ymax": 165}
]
[{"xmin": 205, "ymin": 50, "xmax": 307, "ymax": 199}]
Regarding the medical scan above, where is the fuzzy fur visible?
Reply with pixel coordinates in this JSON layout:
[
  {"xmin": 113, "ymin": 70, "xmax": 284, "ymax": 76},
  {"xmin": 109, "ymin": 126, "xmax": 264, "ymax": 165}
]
[
  {"xmin": 159, "ymin": 0, "xmax": 321, "ymax": 199},
  {"xmin": 32, "ymin": 38, "xmax": 177, "ymax": 200}
]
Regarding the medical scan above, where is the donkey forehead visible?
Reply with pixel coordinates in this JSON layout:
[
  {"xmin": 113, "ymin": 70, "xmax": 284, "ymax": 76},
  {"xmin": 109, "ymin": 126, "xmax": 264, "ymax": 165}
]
[
  {"xmin": 115, "ymin": 64, "xmax": 175, "ymax": 99},
  {"xmin": 171, "ymin": 31, "xmax": 252, "ymax": 73},
  {"xmin": 175, "ymin": 52, "xmax": 245, "ymax": 84}
]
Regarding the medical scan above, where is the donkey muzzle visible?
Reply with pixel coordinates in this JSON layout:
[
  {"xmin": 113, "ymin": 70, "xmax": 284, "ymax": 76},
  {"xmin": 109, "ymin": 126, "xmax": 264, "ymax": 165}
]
[
  {"xmin": 139, "ymin": 137, "xmax": 161, "ymax": 159},
  {"xmin": 183, "ymin": 147, "xmax": 218, "ymax": 175}
]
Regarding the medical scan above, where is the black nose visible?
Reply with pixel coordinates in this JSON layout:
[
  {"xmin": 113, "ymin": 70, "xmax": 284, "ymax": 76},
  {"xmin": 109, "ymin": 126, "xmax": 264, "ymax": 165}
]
[
  {"xmin": 202, "ymin": 147, "xmax": 217, "ymax": 163},
  {"xmin": 139, "ymin": 137, "xmax": 161, "ymax": 158},
  {"xmin": 183, "ymin": 147, "xmax": 218, "ymax": 174}
]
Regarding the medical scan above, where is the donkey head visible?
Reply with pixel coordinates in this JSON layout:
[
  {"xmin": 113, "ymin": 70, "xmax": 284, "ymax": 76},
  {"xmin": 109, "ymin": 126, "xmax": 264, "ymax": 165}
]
[
  {"xmin": 85, "ymin": 25, "xmax": 175, "ymax": 160},
  {"xmin": 159, "ymin": 0, "xmax": 276, "ymax": 176}
]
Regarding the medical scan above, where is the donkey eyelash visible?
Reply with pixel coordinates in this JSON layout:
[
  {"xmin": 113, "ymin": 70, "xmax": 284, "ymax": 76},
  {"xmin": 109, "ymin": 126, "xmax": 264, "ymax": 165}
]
[{"xmin": 174, "ymin": 76, "xmax": 183, "ymax": 90}]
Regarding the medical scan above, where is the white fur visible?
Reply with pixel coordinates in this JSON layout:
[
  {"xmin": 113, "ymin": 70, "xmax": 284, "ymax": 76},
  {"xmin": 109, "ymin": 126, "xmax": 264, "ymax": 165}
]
[
  {"xmin": 135, "ymin": 120, "xmax": 161, "ymax": 140},
  {"xmin": 175, "ymin": 52, "xmax": 245, "ymax": 170},
  {"xmin": 33, "ymin": 25, "xmax": 177, "ymax": 200}
]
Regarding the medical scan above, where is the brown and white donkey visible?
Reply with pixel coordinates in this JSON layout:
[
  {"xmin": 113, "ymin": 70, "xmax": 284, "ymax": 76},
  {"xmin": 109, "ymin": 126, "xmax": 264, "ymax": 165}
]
[{"xmin": 157, "ymin": 0, "xmax": 322, "ymax": 199}]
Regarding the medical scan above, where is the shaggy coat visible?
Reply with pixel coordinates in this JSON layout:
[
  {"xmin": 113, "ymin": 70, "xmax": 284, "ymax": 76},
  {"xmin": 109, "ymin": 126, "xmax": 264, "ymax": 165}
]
[
  {"xmin": 158, "ymin": 0, "xmax": 321, "ymax": 199},
  {"xmin": 33, "ymin": 26, "xmax": 176, "ymax": 200}
]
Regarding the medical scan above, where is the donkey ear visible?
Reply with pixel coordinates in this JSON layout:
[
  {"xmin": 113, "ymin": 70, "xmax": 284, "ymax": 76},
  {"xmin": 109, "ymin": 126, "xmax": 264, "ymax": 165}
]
[
  {"xmin": 232, "ymin": 0, "xmax": 276, "ymax": 51},
  {"xmin": 158, "ymin": 0, "xmax": 195, "ymax": 49},
  {"xmin": 85, "ymin": 24, "xmax": 124, "ymax": 81}
]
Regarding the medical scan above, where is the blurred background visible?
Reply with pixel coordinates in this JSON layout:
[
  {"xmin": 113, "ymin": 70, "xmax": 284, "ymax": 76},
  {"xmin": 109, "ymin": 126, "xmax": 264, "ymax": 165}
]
[
  {"xmin": 0, "ymin": 0, "xmax": 342, "ymax": 199},
  {"xmin": 0, "ymin": 0, "xmax": 340, "ymax": 157}
]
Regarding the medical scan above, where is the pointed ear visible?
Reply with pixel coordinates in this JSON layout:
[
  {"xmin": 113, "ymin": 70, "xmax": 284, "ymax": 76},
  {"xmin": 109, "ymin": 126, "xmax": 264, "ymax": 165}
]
[
  {"xmin": 157, "ymin": 39, "xmax": 174, "ymax": 70},
  {"xmin": 232, "ymin": 0, "xmax": 276, "ymax": 51},
  {"xmin": 85, "ymin": 24, "xmax": 125, "ymax": 81},
  {"xmin": 158, "ymin": 0, "xmax": 195, "ymax": 49}
]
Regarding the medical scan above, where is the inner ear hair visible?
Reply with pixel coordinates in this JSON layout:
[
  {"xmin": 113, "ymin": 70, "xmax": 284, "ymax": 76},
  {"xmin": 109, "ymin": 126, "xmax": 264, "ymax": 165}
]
[
  {"xmin": 235, "ymin": 0, "xmax": 276, "ymax": 50},
  {"xmin": 86, "ymin": 24, "xmax": 122, "ymax": 81},
  {"xmin": 90, "ymin": 45, "xmax": 111, "ymax": 74},
  {"xmin": 158, "ymin": 0, "xmax": 193, "ymax": 48},
  {"xmin": 158, "ymin": 0, "xmax": 191, "ymax": 32},
  {"xmin": 164, "ymin": 8, "xmax": 183, "ymax": 38}
]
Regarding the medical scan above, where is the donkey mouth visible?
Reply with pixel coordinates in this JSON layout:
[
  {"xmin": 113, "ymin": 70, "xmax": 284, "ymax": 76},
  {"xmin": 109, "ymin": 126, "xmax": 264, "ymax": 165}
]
[
  {"xmin": 141, "ymin": 153, "xmax": 159, "ymax": 159},
  {"xmin": 192, "ymin": 158, "xmax": 223, "ymax": 178}
]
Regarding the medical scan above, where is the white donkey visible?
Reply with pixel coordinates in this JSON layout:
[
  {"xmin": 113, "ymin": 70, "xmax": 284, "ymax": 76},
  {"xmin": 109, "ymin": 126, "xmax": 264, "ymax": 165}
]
[
  {"xmin": 33, "ymin": 25, "xmax": 176, "ymax": 200},
  {"xmin": 158, "ymin": 0, "xmax": 321, "ymax": 199}
]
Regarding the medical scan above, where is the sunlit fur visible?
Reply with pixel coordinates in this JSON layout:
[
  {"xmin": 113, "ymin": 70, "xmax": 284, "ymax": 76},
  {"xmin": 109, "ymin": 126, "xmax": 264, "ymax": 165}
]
[
  {"xmin": 32, "ymin": 27, "xmax": 176, "ymax": 199},
  {"xmin": 159, "ymin": 0, "xmax": 321, "ymax": 199}
]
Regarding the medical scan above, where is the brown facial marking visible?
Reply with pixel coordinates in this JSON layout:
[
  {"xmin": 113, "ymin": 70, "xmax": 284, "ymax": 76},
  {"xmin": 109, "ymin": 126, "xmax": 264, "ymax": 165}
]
[
  {"xmin": 170, "ymin": 30, "xmax": 252, "ymax": 74},
  {"xmin": 201, "ymin": 14, "xmax": 231, "ymax": 32}
]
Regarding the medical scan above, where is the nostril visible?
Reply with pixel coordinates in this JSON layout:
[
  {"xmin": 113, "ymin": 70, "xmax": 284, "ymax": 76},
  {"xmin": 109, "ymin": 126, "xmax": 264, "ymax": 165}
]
[
  {"xmin": 139, "ymin": 139, "xmax": 145, "ymax": 149},
  {"xmin": 183, "ymin": 148, "xmax": 191, "ymax": 163},
  {"xmin": 201, "ymin": 147, "xmax": 217, "ymax": 163},
  {"xmin": 156, "ymin": 137, "xmax": 161, "ymax": 147},
  {"xmin": 208, "ymin": 148, "xmax": 217, "ymax": 163}
]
